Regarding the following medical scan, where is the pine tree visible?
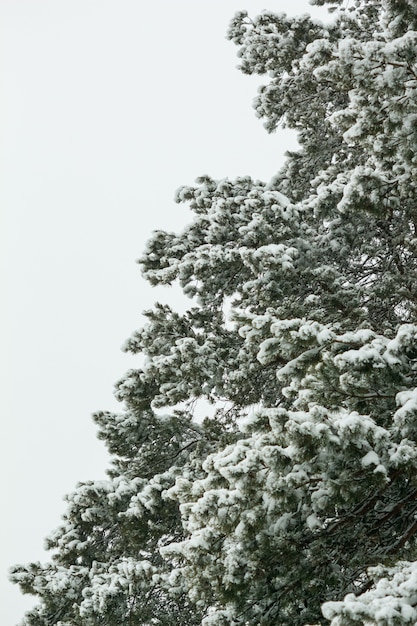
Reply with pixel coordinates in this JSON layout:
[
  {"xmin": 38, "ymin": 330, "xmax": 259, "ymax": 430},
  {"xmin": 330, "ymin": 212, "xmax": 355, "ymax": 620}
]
[{"xmin": 11, "ymin": 1, "xmax": 417, "ymax": 624}]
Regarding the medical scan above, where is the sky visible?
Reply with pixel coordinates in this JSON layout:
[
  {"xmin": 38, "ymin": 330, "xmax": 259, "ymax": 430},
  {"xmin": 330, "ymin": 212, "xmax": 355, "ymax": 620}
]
[{"xmin": 1, "ymin": 1, "xmax": 329, "ymax": 623}]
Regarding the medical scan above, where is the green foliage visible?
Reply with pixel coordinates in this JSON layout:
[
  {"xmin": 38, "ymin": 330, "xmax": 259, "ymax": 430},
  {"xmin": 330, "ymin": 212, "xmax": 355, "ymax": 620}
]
[{"xmin": 11, "ymin": 1, "xmax": 417, "ymax": 624}]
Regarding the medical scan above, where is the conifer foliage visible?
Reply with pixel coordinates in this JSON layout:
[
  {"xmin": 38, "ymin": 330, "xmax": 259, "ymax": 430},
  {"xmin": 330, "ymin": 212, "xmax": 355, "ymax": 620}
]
[{"xmin": 11, "ymin": 1, "xmax": 417, "ymax": 624}]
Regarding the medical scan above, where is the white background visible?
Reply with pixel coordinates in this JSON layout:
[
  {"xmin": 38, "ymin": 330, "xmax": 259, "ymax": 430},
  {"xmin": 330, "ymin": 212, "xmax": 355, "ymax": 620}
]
[{"xmin": 1, "ymin": 1, "xmax": 327, "ymax": 623}]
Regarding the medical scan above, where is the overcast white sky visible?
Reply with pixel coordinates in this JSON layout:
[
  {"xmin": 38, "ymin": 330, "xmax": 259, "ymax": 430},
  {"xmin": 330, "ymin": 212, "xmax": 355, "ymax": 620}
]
[{"xmin": 1, "ymin": 1, "xmax": 328, "ymax": 623}]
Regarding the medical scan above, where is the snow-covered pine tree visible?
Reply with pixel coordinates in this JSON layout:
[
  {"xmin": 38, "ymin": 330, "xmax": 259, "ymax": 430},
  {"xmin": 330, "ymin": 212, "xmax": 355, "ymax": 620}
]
[{"xmin": 11, "ymin": 0, "xmax": 417, "ymax": 624}]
